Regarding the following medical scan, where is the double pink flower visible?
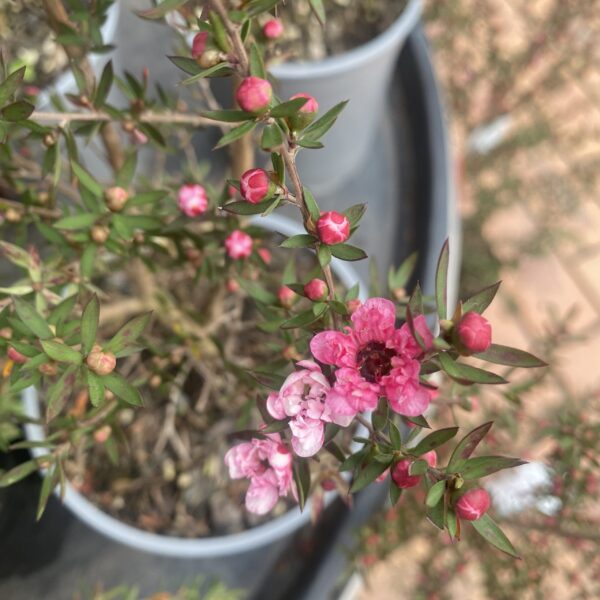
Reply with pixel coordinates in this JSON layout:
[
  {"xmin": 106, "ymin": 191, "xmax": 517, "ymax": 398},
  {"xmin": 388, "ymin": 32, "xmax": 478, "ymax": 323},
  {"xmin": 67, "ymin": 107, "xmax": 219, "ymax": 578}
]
[
  {"xmin": 310, "ymin": 298, "xmax": 434, "ymax": 417},
  {"xmin": 224, "ymin": 432, "xmax": 294, "ymax": 515}
]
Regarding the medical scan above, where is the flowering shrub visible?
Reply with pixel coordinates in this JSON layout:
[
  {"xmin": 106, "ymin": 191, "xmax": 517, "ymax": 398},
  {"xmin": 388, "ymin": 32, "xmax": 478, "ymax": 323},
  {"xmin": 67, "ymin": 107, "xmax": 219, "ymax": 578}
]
[{"xmin": 0, "ymin": 0, "xmax": 547, "ymax": 556}]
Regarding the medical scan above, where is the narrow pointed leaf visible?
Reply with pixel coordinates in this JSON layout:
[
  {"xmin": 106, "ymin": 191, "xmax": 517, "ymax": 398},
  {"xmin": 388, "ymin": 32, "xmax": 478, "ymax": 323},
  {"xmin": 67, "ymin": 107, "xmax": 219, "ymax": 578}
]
[
  {"xmin": 410, "ymin": 427, "xmax": 459, "ymax": 457},
  {"xmin": 13, "ymin": 298, "xmax": 54, "ymax": 340},
  {"xmin": 435, "ymin": 239, "xmax": 449, "ymax": 320},
  {"xmin": 474, "ymin": 343, "xmax": 547, "ymax": 368},
  {"xmin": 81, "ymin": 295, "xmax": 100, "ymax": 354},
  {"xmin": 103, "ymin": 372, "xmax": 143, "ymax": 406},
  {"xmin": 471, "ymin": 514, "xmax": 520, "ymax": 558},
  {"xmin": 447, "ymin": 421, "xmax": 494, "ymax": 472},
  {"xmin": 439, "ymin": 352, "xmax": 507, "ymax": 385},
  {"xmin": 462, "ymin": 281, "xmax": 501, "ymax": 314},
  {"xmin": 461, "ymin": 456, "xmax": 527, "ymax": 480}
]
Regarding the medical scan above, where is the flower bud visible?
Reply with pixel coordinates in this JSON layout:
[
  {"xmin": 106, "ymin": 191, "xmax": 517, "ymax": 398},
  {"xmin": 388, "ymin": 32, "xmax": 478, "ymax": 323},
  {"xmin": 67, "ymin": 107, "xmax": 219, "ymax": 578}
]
[
  {"xmin": 263, "ymin": 18, "xmax": 284, "ymax": 40},
  {"xmin": 316, "ymin": 211, "xmax": 350, "ymax": 245},
  {"xmin": 39, "ymin": 362, "xmax": 58, "ymax": 376},
  {"xmin": 235, "ymin": 76, "xmax": 272, "ymax": 114},
  {"xmin": 321, "ymin": 479, "xmax": 336, "ymax": 491},
  {"xmin": 86, "ymin": 345, "xmax": 117, "ymax": 376},
  {"xmin": 227, "ymin": 184, "xmax": 237, "ymax": 198},
  {"xmin": 226, "ymin": 278, "xmax": 240, "ymax": 293},
  {"xmin": 131, "ymin": 129, "xmax": 148, "ymax": 145},
  {"xmin": 90, "ymin": 225, "xmax": 110, "ymax": 244},
  {"xmin": 0, "ymin": 328, "xmax": 12, "ymax": 340},
  {"xmin": 149, "ymin": 374, "xmax": 162, "ymax": 388},
  {"xmin": 288, "ymin": 93, "xmax": 319, "ymax": 130},
  {"xmin": 104, "ymin": 186, "xmax": 129, "ymax": 212},
  {"xmin": 225, "ymin": 229, "xmax": 253, "ymax": 260},
  {"xmin": 278, "ymin": 285, "xmax": 296, "ymax": 308},
  {"xmin": 455, "ymin": 311, "xmax": 492, "ymax": 354},
  {"xmin": 240, "ymin": 168, "xmax": 274, "ymax": 204},
  {"xmin": 94, "ymin": 425, "xmax": 112, "ymax": 444},
  {"xmin": 43, "ymin": 132, "xmax": 57, "ymax": 148},
  {"xmin": 391, "ymin": 451, "xmax": 437, "ymax": 489},
  {"xmin": 7, "ymin": 346, "xmax": 27, "ymax": 364},
  {"xmin": 346, "ymin": 299, "xmax": 362, "ymax": 314},
  {"xmin": 304, "ymin": 278, "xmax": 328, "ymax": 301},
  {"xmin": 198, "ymin": 49, "xmax": 223, "ymax": 69},
  {"xmin": 191, "ymin": 31, "xmax": 208, "ymax": 59},
  {"xmin": 257, "ymin": 247, "xmax": 272, "ymax": 264},
  {"xmin": 178, "ymin": 183, "xmax": 208, "ymax": 217},
  {"xmin": 5, "ymin": 208, "xmax": 22, "ymax": 223},
  {"xmin": 455, "ymin": 487, "xmax": 491, "ymax": 521}
]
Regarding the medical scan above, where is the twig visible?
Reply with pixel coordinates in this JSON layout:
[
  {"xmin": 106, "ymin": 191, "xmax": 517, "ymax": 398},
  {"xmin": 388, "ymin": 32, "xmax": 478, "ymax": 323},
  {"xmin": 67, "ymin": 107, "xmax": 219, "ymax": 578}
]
[
  {"xmin": 355, "ymin": 414, "xmax": 391, "ymax": 445},
  {"xmin": 0, "ymin": 196, "xmax": 61, "ymax": 219}
]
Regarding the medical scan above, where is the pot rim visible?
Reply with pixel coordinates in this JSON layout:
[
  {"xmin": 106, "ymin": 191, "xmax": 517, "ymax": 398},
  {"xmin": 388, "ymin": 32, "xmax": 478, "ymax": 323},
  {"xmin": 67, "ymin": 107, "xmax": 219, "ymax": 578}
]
[
  {"xmin": 23, "ymin": 213, "xmax": 368, "ymax": 557},
  {"xmin": 270, "ymin": 0, "xmax": 422, "ymax": 80}
]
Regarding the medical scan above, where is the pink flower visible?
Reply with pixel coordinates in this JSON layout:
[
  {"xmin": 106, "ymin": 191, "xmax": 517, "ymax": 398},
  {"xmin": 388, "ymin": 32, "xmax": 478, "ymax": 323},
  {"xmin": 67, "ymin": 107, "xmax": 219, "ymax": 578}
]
[
  {"xmin": 263, "ymin": 18, "xmax": 284, "ymax": 39},
  {"xmin": 225, "ymin": 230, "xmax": 253, "ymax": 259},
  {"xmin": 191, "ymin": 32, "xmax": 208, "ymax": 59},
  {"xmin": 178, "ymin": 184, "xmax": 208, "ymax": 217},
  {"xmin": 290, "ymin": 92, "xmax": 319, "ymax": 114},
  {"xmin": 266, "ymin": 361, "xmax": 351, "ymax": 457},
  {"xmin": 240, "ymin": 168, "xmax": 273, "ymax": 204},
  {"xmin": 391, "ymin": 451, "xmax": 437, "ymax": 489},
  {"xmin": 257, "ymin": 248, "xmax": 272, "ymax": 264},
  {"xmin": 236, "ymin": 76, "xmax": 272, "ymax": 113},
  {"xmin": 310, "ymin": 298, "xmax": 434, "ymax": 417},
  {"xmin": 456, "ymin": 312, "xmax": 492, "ymax": 354},
  {"xmin": 455, "ymin": 488, "xmax": 491, "ymax": 521},
  {"xmin": 7, "ymin": 346, "xmax": 27, "ymax": 364},
  {"xmin": 317, "ymin": 211, "xmax": 350, "ymax": 245},
  {"xmin": 278, "ymin": 285, "xmax": 296, "ymax": 308},
  {"xmin": 304, "ymin": 278, "xmax": 328, "ymax": 301},
  {"xmin": 224, "ymin": 433, "xmax": 295, "ymax": 515}
]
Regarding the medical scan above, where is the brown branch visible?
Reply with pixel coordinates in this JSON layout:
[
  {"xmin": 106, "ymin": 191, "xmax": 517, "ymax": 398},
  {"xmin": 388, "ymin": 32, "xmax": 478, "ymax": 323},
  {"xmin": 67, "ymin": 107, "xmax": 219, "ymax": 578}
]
[
  {"xmin": 209, "ymin": 0, "xmax": 249, "ymax": 74},
  {"xmin": 0, "ymin": 197, "xmax": 61, "ymax": 219}
]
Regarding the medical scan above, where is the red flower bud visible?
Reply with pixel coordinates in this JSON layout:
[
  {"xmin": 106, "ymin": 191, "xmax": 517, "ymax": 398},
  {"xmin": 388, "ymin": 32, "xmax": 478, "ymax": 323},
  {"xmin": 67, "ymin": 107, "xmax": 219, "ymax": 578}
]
[
  {"xmin": 226, "ymin": 278, "xmax": 240, "ymax": 293},
  {"xmin": 191, "ymin": 31, "xmax": 208, "ymax": 59},
  {"xmin": 225, "ymin": 230, "xmax": 253, "ymax": 260},
  {"xmin": 288, "ymin": 93, "xmax": 319, "ymax": 129},
  {"xmin": 240, "ymin": 168, "xmax": 273, "ymax": 204},
  {"xmin": 7, "ymin": 346, "xmax": 27, "ymax": 364},
  {"xmin": 178, "ymin": 184, "xmax": 208, "ymax": 217},
  {"xmin": 291, "ymin": 92, "xmax": 319, "ymax": 114},
  {"xmin": 94, "ymin": 425, "xmax": 112, "ymax": 444},
  {"xmin": 316, "ymin": 211, "xmax": 350, "ymax": 245},
  {"xmin": 455, "ymin": 487, "xmax": 491, "ymax": 521},
  {"xmin": 104, "ymin": 186, "xmax": 129, "ymax": 212},
  {"xmin": 263, "ymin": 18, "xmax": 284, "ymax": 40},
  {"xmin": 391, "ymin": 451, "xmax": 437, "ymax": 489},
  {"xmin": 278, "ymin": 285, "xmax": 296, "ymax": 308},
  {"xmin": 456, "ymin": 311, "xmax": 492, "ymax": 354},
  {"xmin": 257, "ymin": 247, "xmax": 272, "ymax": 265},
  {"xmin": 235, "ymin": 76, "xmax": 272, "ymax": 114},
  {"xmin": 86, "ymin": 346, "xmax": 117, "ymax": 376},
  {"xmin": 304, "ymin": 278, "xmax": 328, "ymax": 301}
]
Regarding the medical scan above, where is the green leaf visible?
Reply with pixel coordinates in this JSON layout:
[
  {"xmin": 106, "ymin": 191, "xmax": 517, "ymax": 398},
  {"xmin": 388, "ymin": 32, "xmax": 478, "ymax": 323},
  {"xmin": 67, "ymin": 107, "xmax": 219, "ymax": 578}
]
[
  {"xmin": 297, "ymin": 139, "xmax": 324, "ymax": 149},
  {"xmin": 0, "ymin": 66, "xmax": 26, "ymax": 106},
  {"xmin": 408, "ymin": 282, "xmax": 424, "ymax": 316},
  {"xmin": 410, "ymin": 427, "xmax": 459, "ymax": 456},
  {"xmin": 462, "ymin": 281, "xmax": 501, "ymax": 314},
  {"xmin": 330, "ymin": 244, "xmax": 367, "ymax": 261},
  {"xmin": 350, "ymin": 458, "xmax": 391, "ymax": 493},
  {"xmin": 222, "ymin": 198, "xmax": 277, "ymax": 215},
  {"xmin": 237, "ymin": 279, "xmax": 276, "ymax": 305},
  {"xmin": 137, "ymin": 0, "xmax": 189, "ymax": 19},
  {"xmin": 389, "ymin": 483, "xmax": 402, "ymax": 506},
  {"xmin": 339, "ymin": 448, "xmax": 369, "ymax": 472},
  {"xmin": 309, "ymin": 0, "xmax": 326, "ymax": 24},
  {"xmin": 389, "ymin": 252, "xmax": 418, "ymax": 291},
  {"xmin": 317, "ymin": 244, "xmax": 332, "ymax": 268},
  {"xmin": 270, "ymin": 97, "xmax": 309, "ymax": 118},
  {"xmin": 261, "ymin": 123, "xmax": 283, "ymax": 150},
  {"xmin": 202, "ymin": 109, "xmax": 255, "ymax": 123},
  {"xmin": 474, "ymin": 343, "xmax": 547, "ymax": 368},
  {"xmin": 46, "ymin": 365, "xmax": 78, "ymax": 421},
  {"xmin": 81, "ymin": 295, "xmax": 99, "ymax": 354},
  {"xmin": 435, "ymin": 239, "xmax": 449, "ymax": 320},
  {"xmin": 95, "ymin": 60, "xmax": 113, "ymax": 106},
  {"xmin": 426, "ymin": 480, "xmax": 446, "ymax": 507},
  {"xmin": 1, "ymin": 100, "xmax": 35, "ymax": 122},
  {"xmin": 127, "ymin": 190, "xmax": 168, "ymax": 207},
  {"xmin": 249, "ymin": 43, "xmax": 267, "ymax": 79},
  {"xmin": 104, "ymin": 312, "xmax": 151, "ymax": 354},
  {"xmin": 461, "ymin": 456, "xmax": 527, "ymax": 480},
  {"xmin": 271, "ymin": 152, "xmax": 285, "ymax": 184},
  {"xmin": 447, "ymin": 509, "xmax": 458, "ymax": 539},
  {"xmin": 40, "ymin": 340, "xmax": 82, "ymax": 365},
  {"xmin": 303, "ymin": 187, "xmax": 321, "ymax": 222},
  {"xmin": 409, "ymin": 459, "xmax": 429, "ymax": 475},
  {"xmin": 246, "ymin": 0, "xmax": 280, "ymax": 18},
  {"xmin": 209, "ymin": 11, "xmax": 230, "ymax": 53},
  {"xmin": 80, "ymin": 244, "xmax": 97, "ymax": 280},
  {"xmin": 280, "ymin": 234, "xmax": 316, "ymax": 249},
  {"xmin": 389, "ymin": 421, "xmax": 402, "ymax": 450},
  {"xmin": 37, "ymin": 464, "xmax": 59, "ymax": 520},
  {"xmin": 426, "ymin": 496, "xmax": 445, "ymax": 529},
  {"xmin": 54, "ymin": 212, "xmax": 98, "ymax": 230},
  {"xmin": 49, "ymin": 294, "xmax": 77, "ymax": 327},
  {"xmin": 281, "ymin": 305, "xmax": 327, "ymax": 329},
  {"xmin": 182, "ymin": 62, "xmax": 232, "ymax": 84},
  {"xmin": 85, "ymin": 369, "xmax": 105, "ymax": 407},
  {"xmin": 166, "ymin": 55, "xmax": 202, "ymax": 76},
  {"xmin": 293, "ymin": 460, "xmax": 311, "ymax": 511},
  {"xmin": 214, "ymin": 120, "xmax": 257, "ymax": 149},
  {"xmin": 344, "ymin": 203, "xmax": 367, "ymax": 229},
  {"xmin": 471, "ymin": 514, "xmax": 520, "ymax": 558},
  {"xmin": 0, "ymin": 458, "xmax": 43, "ymax": 488},
  {"xmin": 301, "ymin": 100, "xmax": 348, "ymax": 143},
  {"xmin": 447, "ymin": 422, "xmax": 494, "ymax": 472},
  {"xmin": 404, "ymin": 414, "xmax": 431, "ymax": 429},
  {"xmin": 71, "ymin": 161, "xmax": 103, "ymax": 197},
  {"xmin": 13, "ymin": 297, "xmax": 53, "ymax": 340},
  {"xmin": 103, "ymin": 372, "xmax": 143, "ymax": 406},
  {"xmin": 439, "ymin": 352, "xmax": 507, "ymax": 385}
]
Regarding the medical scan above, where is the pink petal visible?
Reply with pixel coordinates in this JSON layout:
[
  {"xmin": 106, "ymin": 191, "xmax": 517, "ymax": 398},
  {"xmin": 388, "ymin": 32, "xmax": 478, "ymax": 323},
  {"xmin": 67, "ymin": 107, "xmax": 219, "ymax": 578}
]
[
  {"xmin": 245, "ymin": 471, "xmax": 280, "ymax": 515},
  {"xmin": 266, "ymin": 392, "xmax": 286, "ymax": 420},
  {"xmin": 351, "ymin": 297, "xmax": 397, "ymax": 345},
  {"xmin": 310, "ymin": 330, "xmax": 357, "ymax": 368},
  {"xmin": 289, "ymin": 416, "xmax": 324, "ymax": 457}
]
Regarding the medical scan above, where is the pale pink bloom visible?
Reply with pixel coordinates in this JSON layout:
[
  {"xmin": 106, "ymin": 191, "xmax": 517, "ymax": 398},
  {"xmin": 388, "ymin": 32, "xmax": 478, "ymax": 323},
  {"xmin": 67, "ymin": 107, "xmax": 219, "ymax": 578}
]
[
  {"xmin": 191, "ymin": 32, "xmax": 208, "ymax": 59},
  {"xmin": 310, "ymin": 298, "xmax": 434, "ymax": 417},
  {"xmin": 245, "ymin": 470, "xmax": 280, "ymax": 514},
  {"xmin": 290, "ymin": 92, "xmax": 319, "ymax": 114},
  {"xmin": 236, "ymin": 76, "xmax": 272, "ymax": 113},
  {"xmin": 316, "ymin": 211, "xmax": 350, "ymax": 245},
  {"xmin": 266, "ymin": 361, "xmax": 350, "ymax": 457},
  {"xmin": 456, "ymin": 311, "xmax": 492, "ymax": 354},
  {"xmin": 304, "ymin": 278, "xmax": 328, "ymax": 301},
  {"xmin": 455, "ymin": 487, "xmax": 491, "ymax": 521},
  {"xmin": 178, "ymin": 184, "xmax": 208, "ymax": 217},
  {"xmin": 263, "ymin": 18, "xmax": 284, "ymax": 40},
  {"xmin": 225, "ymin": 229, "xmax": 253, "ymax": 259}
]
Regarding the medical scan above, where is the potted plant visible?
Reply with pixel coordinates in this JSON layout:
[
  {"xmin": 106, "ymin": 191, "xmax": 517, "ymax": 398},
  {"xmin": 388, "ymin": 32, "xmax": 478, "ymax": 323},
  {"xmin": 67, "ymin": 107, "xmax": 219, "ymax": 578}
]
[{"xmin": 1, "ymin": 0, "xmax": 544, "ymax": 565}]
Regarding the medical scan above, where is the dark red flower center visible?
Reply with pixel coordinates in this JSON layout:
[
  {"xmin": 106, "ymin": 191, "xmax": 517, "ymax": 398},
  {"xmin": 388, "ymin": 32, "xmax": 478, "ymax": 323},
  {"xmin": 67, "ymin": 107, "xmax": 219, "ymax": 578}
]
[{"xmin": 357, "ymin": 341, "xmax": 396, "ymax": 383}]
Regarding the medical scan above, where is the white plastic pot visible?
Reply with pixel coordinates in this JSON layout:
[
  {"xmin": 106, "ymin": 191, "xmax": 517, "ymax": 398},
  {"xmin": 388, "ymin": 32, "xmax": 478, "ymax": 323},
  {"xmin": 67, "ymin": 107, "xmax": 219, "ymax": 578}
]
[
  {"xmin": 23, "ymin": 213, "xmax": 367, "ymax": 558},
  {"xmin": 271, "ymin": 0, "xmax": 422, "ymax": 195}
]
